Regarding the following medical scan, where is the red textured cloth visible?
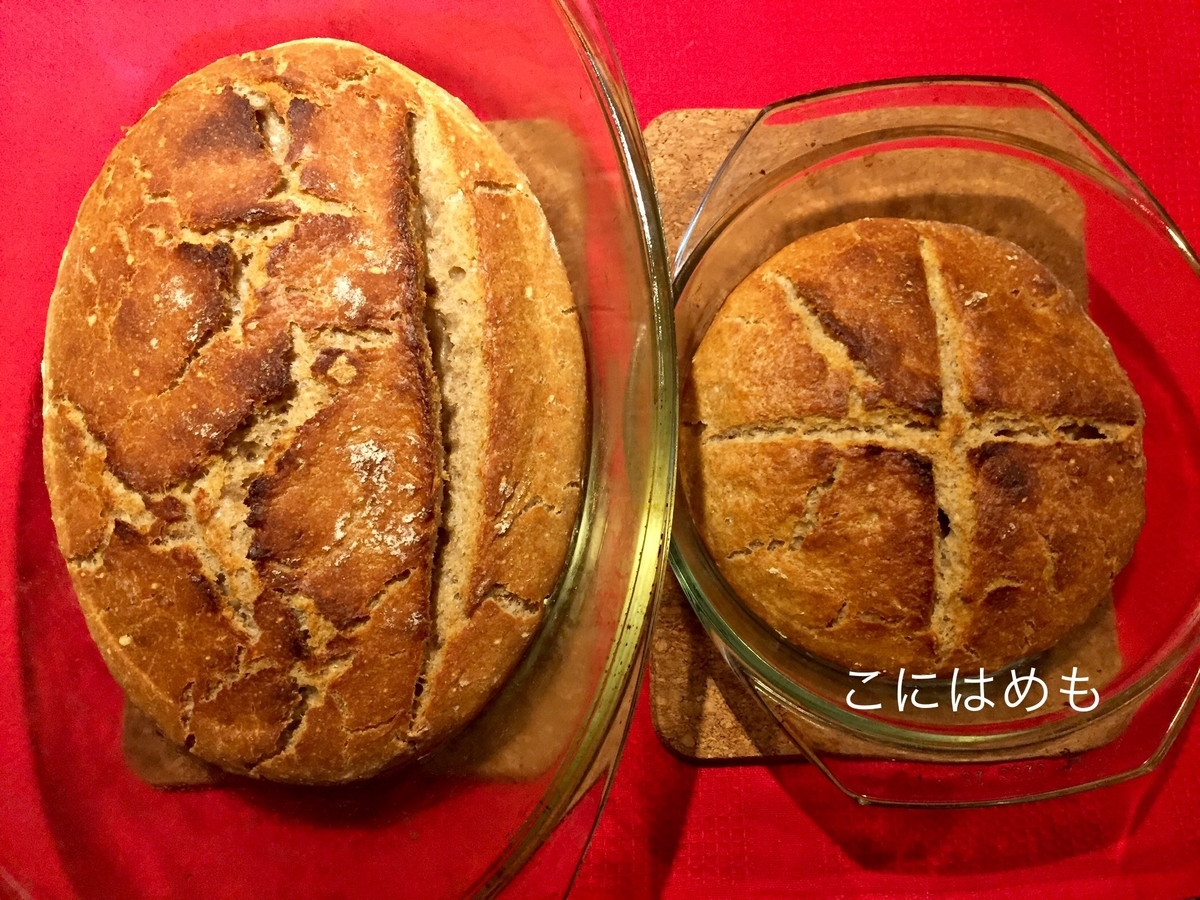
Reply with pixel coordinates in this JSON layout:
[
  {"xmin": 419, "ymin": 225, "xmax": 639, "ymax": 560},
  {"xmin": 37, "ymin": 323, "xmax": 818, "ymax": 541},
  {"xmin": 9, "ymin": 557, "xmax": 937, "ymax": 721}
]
[
  {"xmin": 574, "ymin": 1, "xmax": 1200, "ymax": 897},
  {"xmin": 2, "ymin": 1, "xmax": 1199, "ymax": 898}
]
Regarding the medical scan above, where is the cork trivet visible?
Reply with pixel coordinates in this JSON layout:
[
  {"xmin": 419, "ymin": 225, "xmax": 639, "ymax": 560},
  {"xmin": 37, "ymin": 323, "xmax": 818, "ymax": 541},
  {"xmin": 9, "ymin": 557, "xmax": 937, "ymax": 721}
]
[
  {"xmin": 121, "ymin": 118, "xmax": 590, "ymax": 788},
  {"xmin": 650, "ymin": 572, "xmax": 803, "ymax": 760},
  {"xmin": 646, "ymin": 108, "xmax": 1129, "ymax": 763}
]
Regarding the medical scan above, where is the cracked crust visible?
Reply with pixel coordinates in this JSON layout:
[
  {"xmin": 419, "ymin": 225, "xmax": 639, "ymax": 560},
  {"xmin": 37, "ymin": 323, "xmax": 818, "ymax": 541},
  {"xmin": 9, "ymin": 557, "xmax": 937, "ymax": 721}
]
[
  {"xmin": 43, "ymin": 39, "xmax": 585, "ymax": 783},
  {"xmin": 682, "ymin": 218, "xmax": 1144, "ymax": 675}
]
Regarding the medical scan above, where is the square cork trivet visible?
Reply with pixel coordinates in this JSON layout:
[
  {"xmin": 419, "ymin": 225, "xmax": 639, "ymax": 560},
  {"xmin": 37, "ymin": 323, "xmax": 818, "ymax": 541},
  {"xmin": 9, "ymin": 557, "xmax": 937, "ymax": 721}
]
[{"xmin": 645, "ymin": 108, "xmax": 1129, "ymax": 763}]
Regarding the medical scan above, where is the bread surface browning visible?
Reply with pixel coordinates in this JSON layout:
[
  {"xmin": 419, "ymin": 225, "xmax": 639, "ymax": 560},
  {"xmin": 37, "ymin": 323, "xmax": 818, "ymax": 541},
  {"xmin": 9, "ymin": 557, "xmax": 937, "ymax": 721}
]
[
  {"xmin": 42, "ymin": 39, "xmax": 586, "ymax": 783},
  {"xmin": 683, "ymin": 218, "xmax": 1144, "ymax": 675}
]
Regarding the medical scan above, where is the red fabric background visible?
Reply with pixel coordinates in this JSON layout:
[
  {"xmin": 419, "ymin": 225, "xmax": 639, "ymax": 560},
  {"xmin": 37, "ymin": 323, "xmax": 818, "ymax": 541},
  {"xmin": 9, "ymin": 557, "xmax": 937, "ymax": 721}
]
[
  {"xmin": 574, "ymin": 1, "xmax": 1200, "ymax": 897},
  {"xmin": 1, "ymin": 0, "xmax": 1199, "ymax": 898}
]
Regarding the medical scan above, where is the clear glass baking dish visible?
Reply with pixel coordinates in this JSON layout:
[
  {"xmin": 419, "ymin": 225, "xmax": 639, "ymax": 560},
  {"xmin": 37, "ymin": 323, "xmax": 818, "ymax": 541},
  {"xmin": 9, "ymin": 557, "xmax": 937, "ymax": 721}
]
[
  {"xmin": 2, "ymin": 0, "xmax": 675, "ymax": 896},
  {"xmin": 671, "ymin": 78, "xmax": 1200, "ymax": 807}
]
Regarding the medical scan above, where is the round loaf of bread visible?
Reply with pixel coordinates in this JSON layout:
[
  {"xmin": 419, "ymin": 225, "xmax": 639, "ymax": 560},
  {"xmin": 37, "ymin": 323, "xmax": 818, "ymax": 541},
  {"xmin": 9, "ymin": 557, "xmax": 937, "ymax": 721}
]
[
  {"xmin": 682, "ymin": 218, "xmax": 1144, "ymax": 676},
  {"xmin": 42, "ymin": 39, "xmax": 586, "ymax": 783}
]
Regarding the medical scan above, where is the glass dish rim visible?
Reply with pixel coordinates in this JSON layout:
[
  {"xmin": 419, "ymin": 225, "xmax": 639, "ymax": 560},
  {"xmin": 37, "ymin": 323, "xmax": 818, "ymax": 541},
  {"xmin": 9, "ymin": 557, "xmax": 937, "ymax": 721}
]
[
  {"xmin": 472, "ymin": 0, "xmax": 678, "ymax": 894},
  {"xmin": 669, "ymin": 74, "xmax": 1200, "ymax": 756}
]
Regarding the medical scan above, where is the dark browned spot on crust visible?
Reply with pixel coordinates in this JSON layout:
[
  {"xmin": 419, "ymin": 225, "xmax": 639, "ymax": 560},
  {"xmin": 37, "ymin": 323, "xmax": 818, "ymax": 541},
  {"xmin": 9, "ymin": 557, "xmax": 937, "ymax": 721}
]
[
  {"xmin": 285, "ymin": 97, "xmax": 318, "ymax": 163},
  {"xmin": 207, "ymin": 201, "xmax": 301, "ymax": 231},
  {"xmin": 176, "ymin": 242, "xmax": 238, "ymax": 293},
  {"xmin": 901, "ymin": 450, "xmax": 936, "ymax": 496},
  {"xmin": 149, "ymin": 494, "xmax": 187, "ymax": 522},
  {"xmin": 178, "ymin": 90, "xmax": 266, "ymax": 156},
  {"xmin": 983, "ymin": 584, "xmax": 1021, "ymax": 610},
  {"xmin": 249, "ymin": 590, "xmax": 308, "ymax": 659},
  {"xmin": 973, "ymin": 443, "xmax": 1038, "ymax": 502}
]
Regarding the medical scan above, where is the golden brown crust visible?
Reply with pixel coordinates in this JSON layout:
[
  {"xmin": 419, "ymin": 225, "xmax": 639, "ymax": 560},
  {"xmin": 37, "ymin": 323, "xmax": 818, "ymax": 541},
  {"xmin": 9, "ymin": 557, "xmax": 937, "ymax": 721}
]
[
  {"xmin": 922, "ymin": 222, "xmax": 1142, "ymax": 422},
  {"xmin": 683, "ymin": 218, "xmax": 1145, "ymax": 675},
  {"xmin": 43, "ymin": 39, "xmax": 585, "ymax": 783},
  {"xmin": 693, "ymin": 439, "xmax": 939, "ymax": 672},
  {"xmin": 470, "ymin": 187, "xmax": 585, "ymax": 609},
  {"xmin": 686, "ymin": 268, "xmax": 849, "ymax": 432},
  {"xmin": 767, "ymin": 218, "xmax": 943, "ymax": 418},
  {"xmin": 43, "ymin": 402, "xmax": 111, "ymax": 559},
  {"xmin": 405, "ymin": 93, "xmax": 586, "ymax": 744},
  {"xmin": 949, "ymin": 437, "xmax": 1146, "ymax": 669}
]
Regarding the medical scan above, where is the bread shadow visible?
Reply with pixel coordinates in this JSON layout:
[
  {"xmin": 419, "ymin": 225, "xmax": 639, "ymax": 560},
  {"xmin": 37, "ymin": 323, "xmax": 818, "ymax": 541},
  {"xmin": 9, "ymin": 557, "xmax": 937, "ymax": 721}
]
[
  {"xmin": 120, "ymin": 700, "xmax": 511, "ymax": 830},
  {"xmin": 227, "ymin": 762, "xmax": 450, "ymax": 828}
]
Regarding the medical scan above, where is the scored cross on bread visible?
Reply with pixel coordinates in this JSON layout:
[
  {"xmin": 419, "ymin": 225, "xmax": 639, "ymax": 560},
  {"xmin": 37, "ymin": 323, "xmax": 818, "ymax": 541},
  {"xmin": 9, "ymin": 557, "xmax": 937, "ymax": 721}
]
[{"xmin": 683, "ymin": 218, "xmax": 1144, "ymax": 676}]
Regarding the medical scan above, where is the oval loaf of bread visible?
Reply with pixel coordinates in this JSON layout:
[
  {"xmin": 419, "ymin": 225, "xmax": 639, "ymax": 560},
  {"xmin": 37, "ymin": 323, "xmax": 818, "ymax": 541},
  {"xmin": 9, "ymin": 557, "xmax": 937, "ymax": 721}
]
[
  {"xmin": 42, "ymin": 39, "xmax": 586, "ymax": 783},
  {"xmin": 683, "ymin": 218, "xmax": 1144, "ymax": 676}
]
